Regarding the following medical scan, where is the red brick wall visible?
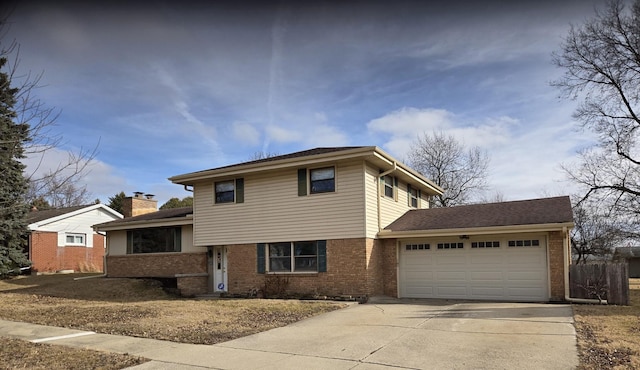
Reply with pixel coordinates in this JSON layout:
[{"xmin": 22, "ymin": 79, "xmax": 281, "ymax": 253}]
[
  {"xmin": 30, "ymin": 231, "xmax": 105, "ymax": 273},
  {"xmin": 227, "ymin": 238, "xmax": 386, "ymax": 297},
  {"xmin": 381, "ymin": 239, "xmax": 398, "ymax": 297},
  {"xmin": 106, "ymin": 252, "xmax": 207, "ymax": 278},
  {"xmin": 548, "ymin": 231, "xmax": 566, "ymax": 301}
]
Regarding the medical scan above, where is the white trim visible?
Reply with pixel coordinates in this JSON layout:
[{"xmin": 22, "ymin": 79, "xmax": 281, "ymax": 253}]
[
  {"xmin": 378, "ymin": 222, "xmax": 575, "ymax": 239},
  {"xmin": 29, "ymin": 204, "xmax": 123, "ymax": 230},
  {"xmin": 94, "ymin": 215, "xmax": 193, "ymax": 232}
]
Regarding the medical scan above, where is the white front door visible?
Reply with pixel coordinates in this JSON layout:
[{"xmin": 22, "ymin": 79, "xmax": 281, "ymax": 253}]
[{"xmin": 213, "ymin": 246, "xmax": 228, "ymax": 292}]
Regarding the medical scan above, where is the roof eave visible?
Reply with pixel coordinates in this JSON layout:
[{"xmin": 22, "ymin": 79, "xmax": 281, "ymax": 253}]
[
  {"xmin": 378, "ymin": 222, "xmax": 575, "ymax": 239},
  {"xmin": 94, "ymin": 215, "xmax": 193, "ymax": 231},
  {"xmin": 29, "ymin": 204, "xmax": 123, "ymax": 229}
]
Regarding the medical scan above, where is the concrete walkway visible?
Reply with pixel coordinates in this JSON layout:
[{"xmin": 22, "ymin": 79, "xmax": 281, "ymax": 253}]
[{"xmin": 0, "ymin": 298, "xmax": 579, "ymax": 369}]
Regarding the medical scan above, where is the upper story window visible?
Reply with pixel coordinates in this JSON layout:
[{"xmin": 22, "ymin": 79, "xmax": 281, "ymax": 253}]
[
  {"xmin": 127, "ymin": 227, "xmax": 181, "ymax": 254},
  {"xmin": 408, "ymin": 184, "xmax": 420, "ymax": 208},
  {"xmin": 310, "ymin": 167, "xmax": 335, "ymax": 194},
  {"xmin": 215, "ymin": 178, "xmax": 244, "ymax": 204},
  {"xmin": 65, "ymin": 233, "xmax": 86, "ymax": 246},
  {"xmin": 384, "ymin": 176, "xmax": 394, "ymax": 198}
]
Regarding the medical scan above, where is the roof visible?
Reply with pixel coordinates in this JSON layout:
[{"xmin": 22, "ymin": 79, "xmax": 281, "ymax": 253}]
[
  {"xmin": 27, "ymin": 205, "xmax": 89, "ymax": 224},
  {"xmin": 613, "ymin": 247, "xmax": 640, "ymax": 259},
  {"xmin": 168, "ymin": 146, "xmax": 444, "ymax": 195},
  {"xmin": 384, "ymin": 196, "xmax": 573, "ymax": 234},
  {"xmin": 94, "ymin": 207, "xmax": 193, "ymax": 230},
  {"xmin": 27, "ymin": 203, "xmax": 123, "ymax": 228}
]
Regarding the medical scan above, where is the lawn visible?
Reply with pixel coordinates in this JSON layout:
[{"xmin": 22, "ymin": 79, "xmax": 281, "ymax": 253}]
[
  {"xmin": 0, "ymin": 273, "xmax": 345, "ymax": 369},
  {"xmin": 573, "ymin": 278, "xmax": 640, "ymax": 369}
]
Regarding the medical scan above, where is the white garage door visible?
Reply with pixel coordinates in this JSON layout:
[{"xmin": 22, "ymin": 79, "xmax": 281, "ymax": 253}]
[{"xmin": 399, "ymin": 235, "xmax": 549, "ymax": 302}]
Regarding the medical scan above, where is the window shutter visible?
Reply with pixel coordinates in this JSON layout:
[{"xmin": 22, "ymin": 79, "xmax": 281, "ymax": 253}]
[
  {"xmin": 236, "ymin": 178, "xmax": 244, "ymax": 203},
  {"xmin": 317, "ymin": 240, "xmax": 327, "ymax": 272},
  {"xmin": 126, "ymin": 231, "xmax": 132, "ymax": 254},
  {"xmin": 407, "ymin": 184, "xmax": 412, "ymax": 206},
  {"xmin": 298, "ymin": 169, "xmax": 307, "ymax": 196},
  {"xmin": 257, "ymin": 243, "xmax": 266, "ymax": 274},
  {"xmin": 417, "ymin": 189, "xmax": 422, "ymax": 208},
  {"xmin": 393, "ymin": 177, "xmax": 399, "ymax": 201}
]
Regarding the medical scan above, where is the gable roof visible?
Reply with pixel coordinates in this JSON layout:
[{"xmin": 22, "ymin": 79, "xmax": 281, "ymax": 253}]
[
  {"xmin": 28, "ymin": 204, "xmax": 123, "ymax": 229},
  {"xmin": 381, "ymin": 196, "xmax": 573, "ymax": 237},
  {"xmin": 93, "ymin": 207, "xmax": 193, "ymax": 231},
  {"xmin": 168, "ymin": 146, "xmax": 443, "ymax": 195}
]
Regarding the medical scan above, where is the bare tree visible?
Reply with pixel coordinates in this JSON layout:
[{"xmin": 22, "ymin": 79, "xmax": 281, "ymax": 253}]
[
  {"xmin": 1, "ymin": 11, "xmax": 96, "ymax": 208},
  {"xmin": 407, "ymin": 131, "xmax": 489, "ymax": 207},
  {"xmin": 553, "ymin": 0, "xmax": 640, "ymax": 227},
  {"xmin": 570, "ymin": 197, "xmax": 626, "ymax": 264},
  {"xmin": 248, "ymin": 151, "xmax": 280, "ymax": 161}
]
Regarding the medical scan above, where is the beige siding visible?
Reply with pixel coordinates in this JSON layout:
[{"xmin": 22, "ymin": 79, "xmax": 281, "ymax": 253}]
[
  {"xmin": 193, "ymin": 160, "xmax": 366, "ymax": 245},
  {"xmin": 107, "ymin": 225, "xmax": 195, "ymax": 256},
  {"xmin": 364, "ymin": 163, "xmax": 425, "ymax": 238}
]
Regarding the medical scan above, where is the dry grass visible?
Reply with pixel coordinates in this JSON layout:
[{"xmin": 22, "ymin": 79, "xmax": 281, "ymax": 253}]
[
  {"xmin": 573, "ymin": 278, "xmax": 640, "ymax": 369},
  {"xmin": 0, "ymin": 273, "xmax": 345, "ymax": 370}
]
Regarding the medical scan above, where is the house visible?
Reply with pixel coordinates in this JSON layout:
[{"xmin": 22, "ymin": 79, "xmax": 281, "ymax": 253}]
[
  {"xmin": 27, "ymin": 203, "xmax": 122, "ymax": 273},
  {"xmin": 95, "ymin": 146, "xmax": 574, "ymax": 301},
  {"xmin": 612, "ymin": 247, "xmax": 640, "ymax": 278}
]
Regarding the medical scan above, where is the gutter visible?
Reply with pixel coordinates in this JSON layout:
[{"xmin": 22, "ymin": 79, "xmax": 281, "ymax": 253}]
[
  {"xmin": 562, "ymin": 226, "xmax": 607, "ymax": 304},
  {"xmin": 377, "ymin": 162, "xmax": 397, "ymax": 231}
]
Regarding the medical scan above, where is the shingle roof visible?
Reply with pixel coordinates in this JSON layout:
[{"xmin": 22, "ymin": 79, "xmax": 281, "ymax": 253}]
[
  {"xmin": 180, "ymin": 147, "xmax": 370, "ymax": 175},
  {"xmin": 385, "ymin": 196, "xmax": 573, "ymax": 232},
  {"xmin": 97, "ymin": 207, "xmax": 193, "ymax": 227},
  {"xmin": 27, "ymin": 205, "xmax": 93, "ymax": 224}
]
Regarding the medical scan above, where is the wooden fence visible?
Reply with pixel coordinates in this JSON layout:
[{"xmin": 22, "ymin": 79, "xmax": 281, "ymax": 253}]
[{"xmin": 569, "ymin": 262, "xmax": 629, "ymax": 305}]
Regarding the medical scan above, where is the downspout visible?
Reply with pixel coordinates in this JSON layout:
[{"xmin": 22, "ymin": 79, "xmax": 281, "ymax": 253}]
[
  {"xmin": 74, "ymin": 230, "xmax": 108, "ymax": 281},
  {"xmin": 184, "ymin": 185, "xmax": 194, "ymax": 192},
  {"xmin": 562, "ymin": 226, "xmax": 607, "ymax": 304},
  {"xmin": 377, "ymin": 162, "xmax": 397, "ymax": 231}
]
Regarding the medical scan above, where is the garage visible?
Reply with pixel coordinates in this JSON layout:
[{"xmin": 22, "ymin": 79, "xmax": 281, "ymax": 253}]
[{"xmin": 398, "ymin": 235, "xmax": 549, "ymax": 302}]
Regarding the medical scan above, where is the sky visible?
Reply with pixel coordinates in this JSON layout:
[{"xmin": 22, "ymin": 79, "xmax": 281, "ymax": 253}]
[{"xmin": 5, "ymin": 0, "xmax": 605, "ymax": 206}]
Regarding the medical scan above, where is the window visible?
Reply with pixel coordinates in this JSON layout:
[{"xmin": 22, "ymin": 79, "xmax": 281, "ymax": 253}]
[
  {"xmin": 437, "ymin": 242, "xmax": 464, "ymax": 249},
  {"xmin": 215, "ymin": 178, "xmax": 244, "ymax": 204},
  {"xmin": 408, "ymin": 184, "xmax": 420, "ymax": 208},
  {"xmin": 258, "ymin": 241, "xmax": 327, "ymax": 273},
  {"xmin": 310, "ymin": 167, "xmax": 335, "ymax": 194},
  {"xmin": 471, "ymin": 241, "xmax": 500, "ymax": 248},
  {"xmin": 127, "ymin": 227, "xmax": 181, "ymax": 254},
  {"xmin": 405, "ymin": 243, "xmax": 430, "ymax": 251},
  {"xmin": 215, "ymin": 180, "xmax": 235, "ymax": 203},
  {"xmin": 384, "ymin": 176, "xmax": 394, "ymax": 198},
  {"xmin": 508, "ymin": 239, "xmax": 540, "ymax": 247},
  {"xmin": 65, "ymin": 233, "xmax": 86, "ymax": 246}
]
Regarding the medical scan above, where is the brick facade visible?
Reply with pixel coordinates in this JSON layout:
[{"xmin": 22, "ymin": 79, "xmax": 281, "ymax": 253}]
[
  {"xmin": 227, "ymin": 238, "xmax": 390, "ymax": 298},
  {"xmin": 29, "ymin": 231, "xmax": 105, "ymax": 273},
  {"xmin": 547, "ymin": 231, "xmax": 566, "ymax": 301},
  {"xmin": 106, "ymin": 252, "xmax": 207, "ymax": 277}
]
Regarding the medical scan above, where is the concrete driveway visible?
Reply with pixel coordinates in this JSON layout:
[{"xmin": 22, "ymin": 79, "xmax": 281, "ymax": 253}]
[{"xmin": 212, "ymin": 297, "xmax": 578, "ymax": 370}]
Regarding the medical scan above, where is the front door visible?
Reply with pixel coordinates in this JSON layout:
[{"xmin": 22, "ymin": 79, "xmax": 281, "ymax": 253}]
[{"xmin": 213, "ymin": 246, "xmax": 228, "ymax": 292}]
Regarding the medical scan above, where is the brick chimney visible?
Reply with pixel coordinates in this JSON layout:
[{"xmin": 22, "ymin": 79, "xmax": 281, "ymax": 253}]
[{"xmin": 122, "ymin": 192, "xmax": 158, "ymax": 218}]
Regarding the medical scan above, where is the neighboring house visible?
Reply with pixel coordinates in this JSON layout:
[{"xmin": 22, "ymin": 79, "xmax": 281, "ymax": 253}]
[
  {"xmin": 27, "ymin": 204, "xmax": 122, "ymax": 273},
  {"xmin": 612, "ymin": 247, "xmax": 640, "ymax": 278},
  {"xmin": 95, "ymin": 146, "xmax": 575, "ymax": 302}
]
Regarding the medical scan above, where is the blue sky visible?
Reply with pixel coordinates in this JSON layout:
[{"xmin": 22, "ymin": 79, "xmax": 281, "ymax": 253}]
[{"xmin": 7, "ymin": 1, "xmax": 603, "ymax": 205}]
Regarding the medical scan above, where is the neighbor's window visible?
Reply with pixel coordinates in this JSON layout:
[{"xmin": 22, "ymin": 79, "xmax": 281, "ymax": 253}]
[
  {"xmin": 310, "ymin": 167, "xmax": 335, "ymax": 194},
  {"xmin": 268, "ymin": 241, "xmax": 319, "ymax": 272},
  {"xmin": 65, "ymin": 233, "xmax": 86, "ymax": 246},
  {"xmin": 384, "ymin": 176, "xmax": 394, "ymax": 198},
  {"xmin": 127, "ymin": 227, "xmax": 181, "ymax": 254},
  {"xmin": 215, "ymin": 180, "xmax": 235, "ymax": 203}
]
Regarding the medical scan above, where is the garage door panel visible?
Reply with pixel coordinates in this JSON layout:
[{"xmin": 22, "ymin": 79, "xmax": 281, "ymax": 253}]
[{"xmin": 400, "ymin": 236, "xmax": 549, "ymax": 302}]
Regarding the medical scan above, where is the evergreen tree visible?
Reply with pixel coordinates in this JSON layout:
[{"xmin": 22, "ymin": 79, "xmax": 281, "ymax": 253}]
[
  {"xmin": 160, "ymin": 196, "xmax": 193, "ymax": 210},
  {"xmin": 107, "ymin": 191, "xmax": 126, "ymax": 214},
  {"xmin": 0, "ymin": 57, "xmax": 31, "ymax": 275}
]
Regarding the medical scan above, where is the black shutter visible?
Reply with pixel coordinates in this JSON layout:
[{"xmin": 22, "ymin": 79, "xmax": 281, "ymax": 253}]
[
  {"xmin": 317, "ymin": 240, "xmax": 327, "ymax": 272},
  {"xmin": 298, "ymin": 168, "xmax": 307, "ymax": 196},
  {"xmin": 257, "ymin": 243, "xmax": 266, "ymax": 273},
  {"xmin": 407, "ymin": 184, "xmax": 412, "ymax": 206},
  {"xmin": 236, "ymin": 178, "xmax": 244, "ymax": 203}
]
